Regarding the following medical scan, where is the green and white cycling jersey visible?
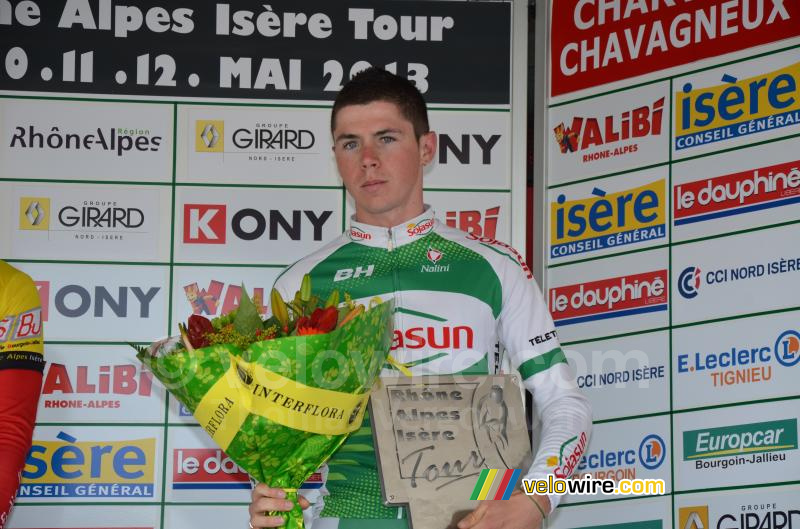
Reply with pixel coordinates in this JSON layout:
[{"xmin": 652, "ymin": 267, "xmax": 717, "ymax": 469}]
[{"xmin": 273, "ymin": 207, "xmax": 592, "ymax": 528}]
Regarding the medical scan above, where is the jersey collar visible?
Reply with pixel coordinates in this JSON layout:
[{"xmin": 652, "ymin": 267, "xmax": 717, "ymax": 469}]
[{"xmin": 347, "ymin": 206, "xmax": 439, "ymax": 249}]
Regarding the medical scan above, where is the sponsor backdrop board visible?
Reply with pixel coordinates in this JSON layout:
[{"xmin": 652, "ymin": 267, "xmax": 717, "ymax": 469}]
[
  {"xmin": 541, "ymin": 0, "xmax": 800, "ymax": 527},
  {"xmin": 0, "ymin": 1, "xmax": 523, "ymax": 528}
]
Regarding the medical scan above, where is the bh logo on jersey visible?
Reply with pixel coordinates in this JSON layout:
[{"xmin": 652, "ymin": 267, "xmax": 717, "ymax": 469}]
[{"xmin": 678, "ymin": 266, "xmax": 702, "ymax": 299}]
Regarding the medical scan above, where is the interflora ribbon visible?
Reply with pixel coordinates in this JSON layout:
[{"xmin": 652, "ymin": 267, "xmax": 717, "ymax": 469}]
[{"xmin": 195, "ymin": 357, "xmax": 370, "ymax": 449}]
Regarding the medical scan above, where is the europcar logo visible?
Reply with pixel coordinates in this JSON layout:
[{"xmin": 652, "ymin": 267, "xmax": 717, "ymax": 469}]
[
  {"xmin": 677, "ymin": 329, "xmax": 800, "ymax": 388},
  {"xmin": 19, "ymin": 197, "xmax": 50, "ymax": 230},
  {"xmin": 576, "ymin": 432, "xmax": 666, "ymax": 480},
  {"xmin": 674, "ymin": 160, "xmax": 800, "ymax": 225},
  {"xmin": 679, "ymin": 506, "xmax": 709, "ymax": 529},
  {"xmin": 173, "ymin": 449, "xmax": 249, "ymax": 490},
  {"xmin": 554, "ymin": 97, "xmax": 665, "ymax": 163},
  {"xmin": 550, "ymin": 180, "xmax": 666, "ymax": 259},
  {"xmin": 19, "ymin": 431, "xmax": 155, "ymax": 498},
  {"xmin": 675, "ymin": 61, "xmax": 800, "ymax": 151},
  {"xmin": 196, "ymin": 120, "xmax": 224, "ymax": 152},
  {"xmin": 678, "ymin": 266, "xmax": 702, "ymax": 299},
  {"xmin": 683, "ymin": 419, "xmax": 798, "ymax": 470},
  {"xmin": 549, "ymin": 270, "xmax": 668, "ymax": 326}
]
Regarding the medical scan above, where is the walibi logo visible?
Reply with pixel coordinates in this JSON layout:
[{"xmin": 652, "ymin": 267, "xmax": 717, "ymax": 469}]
[{"xmin": 678, "ymin": 266, "xmax": 702, "ymax": 299}]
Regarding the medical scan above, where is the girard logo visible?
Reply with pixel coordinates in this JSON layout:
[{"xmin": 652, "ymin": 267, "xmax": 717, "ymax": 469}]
[
  {"xmin": 196, "ymin": 120, "xmax": 224, "ymax": 152},
  {"xmin": 676, "ymin": 61, "xmax": 800, "ymax": 150},
  {"xmin": 19, "ymin": 197, "xmax": 50, "ymax": 230},
  {"xmin": 19, "ymin": 431, "xmax": 155, "ymax": 498},
  {"xmin": 554, "ymin": 98, "xmax": 665, "ymax": 162},
  {"xmin": 551, "ymin": 180, "xmax": 666, "ymax": 258},
  {"xmin": 679, "ymin": 506, "xmax": 709, "ymax": 529}
]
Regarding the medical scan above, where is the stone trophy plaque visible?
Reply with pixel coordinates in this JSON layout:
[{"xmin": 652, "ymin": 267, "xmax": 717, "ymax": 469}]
[{"xmin": 369, "ymin": 375, "xmax": 532, "ymax": 529}]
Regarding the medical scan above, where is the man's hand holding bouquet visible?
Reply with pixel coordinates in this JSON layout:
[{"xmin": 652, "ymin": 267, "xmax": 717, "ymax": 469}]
[{"xmin": 134, "ymin": 275, "xmax": 395, "ymax": 528}]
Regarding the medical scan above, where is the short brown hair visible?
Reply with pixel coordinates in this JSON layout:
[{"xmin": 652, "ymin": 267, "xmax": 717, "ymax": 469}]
[{"xmin": 331, "ymin": 67, "xmax": 430, "ymax": 139}]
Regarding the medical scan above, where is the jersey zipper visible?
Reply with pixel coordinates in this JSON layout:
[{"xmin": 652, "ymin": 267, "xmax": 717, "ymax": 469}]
[{"xmin": 387, "ymin": 227, "xmax": 394, "ymax": 251}]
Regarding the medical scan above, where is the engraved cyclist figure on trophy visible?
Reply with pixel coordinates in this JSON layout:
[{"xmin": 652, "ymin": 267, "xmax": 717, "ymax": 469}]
[{"xmin": 476, "ymin": 384, "xmax": 511, "ymax": 467}]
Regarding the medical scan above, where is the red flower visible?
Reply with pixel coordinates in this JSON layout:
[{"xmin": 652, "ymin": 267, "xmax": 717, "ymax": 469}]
[
  {"xmin": 187, "ymin": 314, "xmax": 214, "ymax": 348},
  {"xmin": 294, "ymin": 307, "xmax": 338, "ymax": 336}
]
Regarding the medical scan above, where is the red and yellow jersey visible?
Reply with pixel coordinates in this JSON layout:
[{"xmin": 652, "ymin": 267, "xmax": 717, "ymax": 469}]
[{"xmin": 0, "ymin": 261, "xmax": 44, "ymax": 372}]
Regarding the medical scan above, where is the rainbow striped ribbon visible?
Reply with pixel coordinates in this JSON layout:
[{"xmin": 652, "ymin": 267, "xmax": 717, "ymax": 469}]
[{"xmin": 469, "ymin": 468, "xmax": 521, "ymax": 500}]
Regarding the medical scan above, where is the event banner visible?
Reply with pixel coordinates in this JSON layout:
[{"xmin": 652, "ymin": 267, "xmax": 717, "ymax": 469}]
[
  {"xmin": 1, "ymin": 1, "xmax": 520, "ymax": 528},
  {"xmin": 543, "ymin": 0, "xmax": 800, "ymax": 526}
]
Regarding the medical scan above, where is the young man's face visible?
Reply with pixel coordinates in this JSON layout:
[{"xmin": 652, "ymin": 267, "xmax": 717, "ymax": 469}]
[{"xmin": 332, "ymin": 100, "xmax": 436, "ymax": 228}]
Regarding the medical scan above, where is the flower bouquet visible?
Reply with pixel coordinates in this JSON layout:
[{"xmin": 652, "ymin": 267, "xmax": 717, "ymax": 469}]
[{"xmin": 134, "ymin": 276, "xmax": 394, "ymax": 528}]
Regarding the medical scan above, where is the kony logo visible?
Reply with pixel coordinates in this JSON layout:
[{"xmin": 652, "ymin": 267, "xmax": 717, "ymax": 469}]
[
  {"xmin": 407, "ymin": 218, "xmax": 434, "ymax": 237},
  {"xmin": 183, "ymin": 204, "xmax": 332, "ymax": 243},
  {"xmin": 445, "ymin": 207, "xmax": 499, "ymax": 239},
  {"xmin": 553, "ymin": 98, "xmax": 665, "ymax": 163},
  {"xmin": 674, "ymin": 160, "xmax": 800, "ymax": 225},
  {"xmin": 173, "ymin": 449, "xmax": 250, "ymax": 490},
  {"xmin": 41, "ymin": 363, "xmax": 153, "ymax": 410},
  {"xmin": 185, "ymin": 281, "xmax": 268, "ymax": 316},
  {"xmin": 549, "ymin": 270, "xmax": 668, "ymax": 326},
  {"xmin": 34, "ymin": 281, "xmax": 160, "ymax": 322},
  {"xmin": 184, "ymin": 204, "xmax": 227, "ymax": 244}
]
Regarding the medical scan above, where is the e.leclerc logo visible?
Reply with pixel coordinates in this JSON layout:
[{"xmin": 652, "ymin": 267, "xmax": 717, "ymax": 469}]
[
  {"xmin": 550, "ymin": 180, "xmax": 666, "ymax": 259},
  {"xmin": 677, "ymin": 329, "xmax": 800, "ymax": 388},
  {"xmin": 575, "ymin": 433, "xmax": 666, "ymax": 481},
  {"xmin": 678, "ymin": 255, "xmax": 800, "ymax": 299},
  {"xmin": 19, "ymin": 431, "xmax": 155, "ymax": 498},
  {"xmin": 683, "ymin": 419, "xmax": 798, "ymax": 470},
  {"xmin": 674, "ymin": 160, "xmax": 800, "ymax": 225},
  {"xmin": 549, "ymin": 270, "xmax": 668, "ymax": 326},
  {"xmin": 675, "ymin": 61, "xmax": 800, "ymax": 151}
]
